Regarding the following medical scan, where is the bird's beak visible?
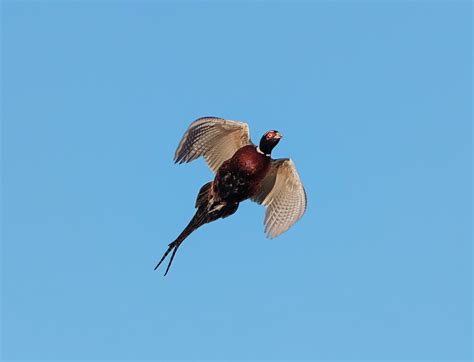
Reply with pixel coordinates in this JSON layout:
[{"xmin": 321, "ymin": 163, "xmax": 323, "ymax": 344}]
[{"xmin": 275, "ymin": 132, "xmax": 283, "ymax": 139}]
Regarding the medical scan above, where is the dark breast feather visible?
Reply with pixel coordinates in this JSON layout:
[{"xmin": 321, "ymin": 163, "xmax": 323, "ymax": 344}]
[{"xmin": 213, "ymin": 145, "xmax": 271, "ymax": 203}]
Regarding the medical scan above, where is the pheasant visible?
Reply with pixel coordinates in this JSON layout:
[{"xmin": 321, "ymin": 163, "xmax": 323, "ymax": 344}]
[{"xmin": 155, "ymin": 117, "xmax": 307, "ymax": 275}]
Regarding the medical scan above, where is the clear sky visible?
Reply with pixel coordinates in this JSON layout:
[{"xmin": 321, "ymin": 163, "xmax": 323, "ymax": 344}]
[{"xmin": 1, "ymin": 1, "xmax": 471, "ymax": 361}]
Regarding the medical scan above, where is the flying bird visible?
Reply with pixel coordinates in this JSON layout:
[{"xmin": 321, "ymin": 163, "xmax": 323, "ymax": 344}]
[{"xmin": 155, "ymin": 117, "xmax": 307, "ymax": 275}]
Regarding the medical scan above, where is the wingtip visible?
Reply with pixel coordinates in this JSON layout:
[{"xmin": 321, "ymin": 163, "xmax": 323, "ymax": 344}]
[{"xmin": 174, "ymin": 157, "xmax": 186, "ymax": 165}]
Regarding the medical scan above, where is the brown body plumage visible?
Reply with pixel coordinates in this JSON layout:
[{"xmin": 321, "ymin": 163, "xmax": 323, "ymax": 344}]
[{"xmin": 213, "ymin": 145, "xmax": 271, "ymax": 202}]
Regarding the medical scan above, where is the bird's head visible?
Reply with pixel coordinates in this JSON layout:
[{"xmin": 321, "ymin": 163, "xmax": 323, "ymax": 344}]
[{"xmin": 259, "ymin": 130, "xmax": 282, "ymax": 155}]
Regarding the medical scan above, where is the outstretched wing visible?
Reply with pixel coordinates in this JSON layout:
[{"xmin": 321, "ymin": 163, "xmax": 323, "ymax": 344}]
[
  {"xmin": 174, "ymin": 117, "xmax": 252, "ymax": 173},
  {"xmin": 251, "ymin": 159, "xmax": 307, "ymax": 238}
]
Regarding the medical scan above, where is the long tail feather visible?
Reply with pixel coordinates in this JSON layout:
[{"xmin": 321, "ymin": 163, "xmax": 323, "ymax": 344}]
[
  {"xmin": 153, "ymin": 243, "xmax": 174, "ymax": 271},
  {"xmin": 154, "ymin": 181, "xmax": 240, "ymax": 276},
  {"xmin": 154, "ymin": 211, "xmax": 206, "ymax": 275},
  {"xmin": 164, "ymin": 243, "xmax": 180, "ymax": 276}
]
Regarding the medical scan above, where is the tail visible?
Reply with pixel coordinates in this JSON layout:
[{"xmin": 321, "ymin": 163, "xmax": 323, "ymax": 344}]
[
  {"xmin": 153, "ymin": 210, "xmax": 207, "ymax": 275},
  {"xmin": 154, "ymin": 182, "xmax": 239, "ymax": 276}
]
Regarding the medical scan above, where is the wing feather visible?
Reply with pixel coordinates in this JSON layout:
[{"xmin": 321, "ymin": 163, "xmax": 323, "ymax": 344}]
[
  {"xmin": 174, "ymin": 117, "xmax": 252, "ymax": 173},
  {"xmin": 252, "ymin": 159, "xmax": 307, "ymax": 238}
]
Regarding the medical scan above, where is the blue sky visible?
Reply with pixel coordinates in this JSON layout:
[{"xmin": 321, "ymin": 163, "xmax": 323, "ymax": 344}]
[{"xmin": 1, "ymin": 1, "xmax": 471, "ymax": 361}]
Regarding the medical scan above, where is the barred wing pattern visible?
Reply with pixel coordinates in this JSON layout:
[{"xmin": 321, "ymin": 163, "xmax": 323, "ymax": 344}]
[
  {"xmin": 252, "ymin": 159, "xmax": 307, "ymax": 238},
  {"xmin": 174, "ymin": 117, "xmax": 252, "ymax": 173}
]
